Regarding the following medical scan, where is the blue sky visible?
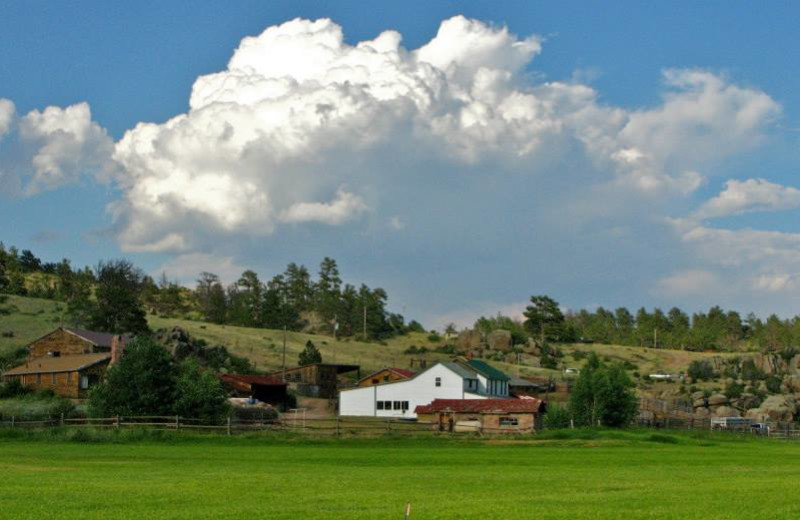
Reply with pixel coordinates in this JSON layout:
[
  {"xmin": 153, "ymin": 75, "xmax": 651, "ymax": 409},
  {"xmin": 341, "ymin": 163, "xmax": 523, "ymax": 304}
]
[{"xmin": 1, "ymin": 1, "xmax": 799, "ymax": 327}]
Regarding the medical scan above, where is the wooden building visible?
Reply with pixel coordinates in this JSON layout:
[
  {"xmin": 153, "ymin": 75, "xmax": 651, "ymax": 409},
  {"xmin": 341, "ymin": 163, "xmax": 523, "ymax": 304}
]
[
  {"xmin": 219, "ymin": 374, "xmax": 288, "ymax": 406},
  {"xmin": 269, "ymin": 363, "xmax": 360, "ymax": 399},
  {"xmin": 1, "ymin": 353, "xmax": 111, "ymax": 398},
  {"xmin": 25, "ymin": 327, "xmax": 128, "ymax": 361},
  {"xmin": 1, "ymin": 327, "xmax": 128, "ymax": 398},
  {"xmin": 357, "ymin": 367, "xmax": 415, "ymax": 387},
  {"xmin": 415, "ymin": 398, "xmax": 546, "ymax": 434}
]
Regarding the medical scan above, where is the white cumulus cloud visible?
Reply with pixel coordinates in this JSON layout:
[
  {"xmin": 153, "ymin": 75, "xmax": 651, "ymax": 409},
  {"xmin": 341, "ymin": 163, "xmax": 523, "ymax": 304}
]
[
  {"xmin": 105, "ymin": 16, "xmax": 780, "ymax": 252},
  {"xmin": 693, "ymin": 178, "xmax": 800, "ymax": 219}
]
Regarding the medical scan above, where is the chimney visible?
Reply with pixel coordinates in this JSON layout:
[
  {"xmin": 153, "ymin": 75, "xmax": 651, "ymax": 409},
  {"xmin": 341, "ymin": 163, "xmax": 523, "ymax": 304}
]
[{"xmin": 110, "ymin": 335, "xmax": 125, "ymax": 365}]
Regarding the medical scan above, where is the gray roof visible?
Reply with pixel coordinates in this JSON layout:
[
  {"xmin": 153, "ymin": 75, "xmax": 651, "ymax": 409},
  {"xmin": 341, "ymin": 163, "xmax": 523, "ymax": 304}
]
[
  {"xmin": 442, "ymin": 362, "xmax": 478, "ymax": 380},
  {"xmin": 63, "ymin": 327, "xmax": 129, "ymax": 348},
  {"xmin": 508, "ymin": 377, "xmax": 537, "ymax": 387}
]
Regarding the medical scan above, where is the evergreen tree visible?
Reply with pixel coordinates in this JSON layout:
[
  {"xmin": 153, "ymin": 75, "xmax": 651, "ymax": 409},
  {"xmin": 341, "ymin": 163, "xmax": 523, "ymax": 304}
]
[
  {"xmin": 523, "ymin": 295, "xmax": 565, "ymax": 344},
  {"xmin": 298, "ymin": 340, "xmax": 322, "ymax": 366}
]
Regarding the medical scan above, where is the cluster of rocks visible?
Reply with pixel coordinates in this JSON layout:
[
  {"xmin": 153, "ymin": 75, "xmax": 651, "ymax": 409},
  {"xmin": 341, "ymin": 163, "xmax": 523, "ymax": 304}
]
[
  {"xmin": 690, "ymin": 391, "xmax": 799, "ymax": 422},
  {"xmin": 154, "ymin": 326, "xmax": 250, "ymax": 373}
]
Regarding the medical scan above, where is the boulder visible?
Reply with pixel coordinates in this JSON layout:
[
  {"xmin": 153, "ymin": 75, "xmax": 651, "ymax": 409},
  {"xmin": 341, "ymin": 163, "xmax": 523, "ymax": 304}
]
[
  {"xmin": 753, "ymin": 353, "xmax": 783, "ymax": 376},
  {"xmin": 692, "ymin": 397, "xmax": 707, "ymax": 409},
  {"xmin": 486, "ymin": 329, "xmax": 513, "ymax": 352},
  {"xmin": 707, "ymin": 393, "xmax": 728, "ymax": 407},
  {"xmin": 753, "ymin": 395, "xmax": 797, "ymax": 422},
  {"xmin": 693, "ymin": 407, "xmax": 711, "ymax": 418},
  {"xmin": 734, "ymin": 393, "xmax": 762, "ymax": 411},
  {"xmin": 713, "ymin": 406, "xmax": 740, "ymax": 418},
  {"xmin": 691, "ymin": 391, "xmax": 705, "ymax": 401},
  {"xmin": 745, "ymin": 409, "xmax": 769, "ymax": 422},
  {"xmin": 783, "ymin": 375, "xmax": 800, "ymax": 393},
  {"xmin": 456, "ymin": 330, "xmax": 483, "ymax": 351}
]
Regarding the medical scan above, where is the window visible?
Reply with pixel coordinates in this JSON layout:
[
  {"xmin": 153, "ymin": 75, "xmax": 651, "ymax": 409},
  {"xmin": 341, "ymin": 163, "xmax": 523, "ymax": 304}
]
[
  {"xmin": 383, "ymin": 401, "xmax": 392, "ymax": 410},
  {"xmin": 372, "ymin": 378, "xmax": 379, "ymax": 385},
  {"xmin": 377, "ymin": 401, "xmax": 384, "ymax": 410},
  {"xmin": 51, "ymin": 373, "xmax": 56, "ymax": 384},
  {"xmin": 435, "ymin": 377, "xmax": 441, "ymax": 387},
  {"xmin": 383, "ymin": 375, "xmax": 389, "ymax": 381},
  {"xmin": 499, "ymin": 417, "xmax": 519, "ymax": 426},
  {"xmin": 393, "ymin": 401, "xmax": 402, "ymax": 410},
  {"xmin": 80, "ymin": 376, "xmax": 89, "ymax": 390},
  {"xmin": 401, "ymin": 401, "xmax": 409, "ymax": 411},
  {"xmin": 36, "ymin": 373, "xmax": 41, "ymax": 385}
]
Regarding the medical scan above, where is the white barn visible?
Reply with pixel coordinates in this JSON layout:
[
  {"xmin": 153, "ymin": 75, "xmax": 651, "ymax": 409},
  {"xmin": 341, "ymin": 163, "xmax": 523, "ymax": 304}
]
[{"xmin": 338, "ymin": 360, "xmax": 510, "ymax": 418}]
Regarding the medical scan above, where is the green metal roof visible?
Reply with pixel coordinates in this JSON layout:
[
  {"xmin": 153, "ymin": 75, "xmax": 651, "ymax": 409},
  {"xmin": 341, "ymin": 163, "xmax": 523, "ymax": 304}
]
[{"xmin": 468, "ymin": 359, "xmax": 510, "ymax": 382}]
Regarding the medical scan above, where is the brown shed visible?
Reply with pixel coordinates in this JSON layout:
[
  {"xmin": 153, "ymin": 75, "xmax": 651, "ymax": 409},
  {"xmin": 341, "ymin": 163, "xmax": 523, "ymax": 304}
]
[
  {"xmin": 415, "ymin": 398, "xmax": 546, "ymax": 434},
  {"xmin": 219, "ymin": 374, "xmax": 288, "ymax": 406},
  {"xmin": 269, "ymin": 363, "xmax": 360, "ymax": 398},
  {"xmin": 1, "ymin": 353, "xmax": 111, "ymax": 398}
]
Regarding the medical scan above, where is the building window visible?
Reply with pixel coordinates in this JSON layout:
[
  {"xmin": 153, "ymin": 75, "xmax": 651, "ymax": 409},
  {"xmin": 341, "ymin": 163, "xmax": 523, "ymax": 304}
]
[
  {"xmin": 435, "ymin": 377, "xmax": 441, "ymax": 387},
  {"xmin": 372, "ymin": 378, "xmax": 379, "ymax": 385},
  {"xmin": 383, "ymin": 375, "xmax": 389, "ymax": 381},
  {"xmin": 402, "ymin": 401, "xmax": 409, "ymax": 411},
  {"xmin": 80, "ymin": 376, "xmax": 89, "ymax": 389},
  {"xmin": 377, "ymin": 401, "xmax": 384, "ymax": 410},
  {"xmin": 499, "ymin": 417, "xmax": 519, "ymax": 426},
  {"xmin": 393, "ymin": 401, "xmax": 402, "ymax": 410},
  {"xmin": 383, "ymin": 401, "xmax": 392, "ymax": 410},
  {"xmin": 51, "ymin": 373, "xmax": 56, "ymax": 384},
  {"xmin": 36, "ymin": 373, "xmax": 42, "ymax": 385}
]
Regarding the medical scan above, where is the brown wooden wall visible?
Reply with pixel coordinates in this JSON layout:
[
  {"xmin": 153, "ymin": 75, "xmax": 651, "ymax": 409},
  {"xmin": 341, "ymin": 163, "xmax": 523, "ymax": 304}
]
[
  {"xmin": 9, "ymin": 361, "xmax": 109, "ymax": 399},
  {"xmin": 28, "ymin": 329, "xmax": 95, "ymax": 360},
  {"xmin": 357, "ymin": 369, "xmax": 409, "ymax": 387},
  {"xmin": 419, "ymin": 411, "xmax": 537, "ymax": 433}
]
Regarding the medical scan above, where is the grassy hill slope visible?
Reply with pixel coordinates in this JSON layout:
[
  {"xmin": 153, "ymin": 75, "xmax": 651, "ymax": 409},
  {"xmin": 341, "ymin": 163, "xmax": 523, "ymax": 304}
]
[{"xmin": 1, "ymin": 295, "xmax": 736, "ymax": 382}]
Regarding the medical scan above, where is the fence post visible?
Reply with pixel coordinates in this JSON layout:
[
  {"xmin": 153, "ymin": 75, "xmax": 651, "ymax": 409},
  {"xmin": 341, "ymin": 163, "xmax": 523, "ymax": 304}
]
[
  {"xmin": 60, "ymin": 413, "xmax": 64, "ymax": 427},
  {"xmin": 11, "ymin": 416, "xmax": 14, "ymax": 429},
  {"xmin": 175, "ymin": 415, "xmax": 180, "ymax": 431},
  {"xmin": 227, "ymin": 416, "xmax": 232, "ymax": 436},
  {"xmin": 116, "ymin": 415, "xmax": 121, "ymax": 429},
  {"xmin": 336, "ymin": 415, "xmax": 340, "ymax": 437},
  {"xmin": 386, "ymin": 419, "xmax": 391, "ymax": 433}
]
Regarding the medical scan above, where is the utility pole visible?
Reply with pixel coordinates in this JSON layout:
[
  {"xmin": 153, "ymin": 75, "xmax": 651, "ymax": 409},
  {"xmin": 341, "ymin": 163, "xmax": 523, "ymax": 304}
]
[
  {"xmin": 363, "ymin": 304, "xmax": 367, "ymax": 340},
  {"xmin": 282, "ymin": 324, "xmax": 287, "ymax": 381}
]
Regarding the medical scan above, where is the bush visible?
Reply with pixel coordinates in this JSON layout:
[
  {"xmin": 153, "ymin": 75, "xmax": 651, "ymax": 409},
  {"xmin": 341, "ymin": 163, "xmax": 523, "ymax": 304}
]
[
  {"xmin": 766, "ymin": 375, "xmax": 783, "ymax": 394},
  {"xmin": 427, "ymin": 333, "xmax": 442, "ymax": 343},
  {"xmin": 741, "ymin": 359, "xmax": 765, "ymax": 382},
  {"xmin": 687, "ymin": 360, "xmax": 715, "ymax": 382},
  {"xmin": 0, "ymin": 378, "xmax": 32, "ymax": 399},
  {"xmin": 571, "ymin": 350, "xmax": 587, "ymax": 361},
  {"xmin": 543, "ymin": 404, "xmax": 572, "ymax": 429},
  {"xmin": 724, "ymin": 382, "xmax": 744, "ymax": 399},
  {"xmin": 174, "ymin": 359, "xmax": 230, "ymax": 424}
]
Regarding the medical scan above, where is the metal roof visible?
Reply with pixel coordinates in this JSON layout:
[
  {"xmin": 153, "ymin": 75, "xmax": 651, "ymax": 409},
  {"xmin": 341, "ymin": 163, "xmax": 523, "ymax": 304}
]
[
  {"xmin": 2, "ymin": 353, "xmax": 111, "ymax": 376},
  {"xmin": 467, "ymin": 359, "xmax": 511, "ymax": 382},
  {"xmin": 442, "ymin": 362, "xmax": 479, "ymax": 380},
  {"xmin": 63, "ymin": 327, "xmax": 130, "ymax": 348},
  {"xmin": 415, "ymin": 398, "xmax": 545, "ymax": 414}
]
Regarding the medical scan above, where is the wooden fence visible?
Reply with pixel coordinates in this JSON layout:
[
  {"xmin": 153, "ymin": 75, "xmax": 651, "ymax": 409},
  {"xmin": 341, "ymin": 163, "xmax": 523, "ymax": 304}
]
[{"xmin": 0, "ymin": 414, "xmax": 537, "ymax": 436}]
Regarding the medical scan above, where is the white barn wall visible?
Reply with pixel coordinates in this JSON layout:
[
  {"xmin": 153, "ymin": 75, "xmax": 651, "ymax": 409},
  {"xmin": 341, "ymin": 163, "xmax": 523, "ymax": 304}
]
[{"xmin": 339, "ymin": 363, "xmax": 486, "ymax": 418}]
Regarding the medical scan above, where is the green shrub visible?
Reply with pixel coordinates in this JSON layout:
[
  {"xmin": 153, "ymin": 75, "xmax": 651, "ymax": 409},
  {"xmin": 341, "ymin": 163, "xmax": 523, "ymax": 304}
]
[
  {"xmin": 688, "ymin": 360, "xmax": 715, "ymax": 382},
  {"xmin": 543, "ymin": 404, "xmax": 572, "ymax": 429},
  {"xmin": 766, "ymin": 375, "xmax": 783, "ymax": 394},
  {"xmin": 724, "ymin": 382, "xmax": 744, "ymax": 399},
  {"xmin": 427, "ymin": 333, "xmax": 442, "ymax": 343}
]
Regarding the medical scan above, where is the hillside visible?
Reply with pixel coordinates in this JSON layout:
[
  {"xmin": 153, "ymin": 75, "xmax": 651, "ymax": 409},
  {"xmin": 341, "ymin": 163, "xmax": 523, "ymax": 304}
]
[{"xmin": 1, "ymin": 295, "xmax": 737, "ymax": 383}]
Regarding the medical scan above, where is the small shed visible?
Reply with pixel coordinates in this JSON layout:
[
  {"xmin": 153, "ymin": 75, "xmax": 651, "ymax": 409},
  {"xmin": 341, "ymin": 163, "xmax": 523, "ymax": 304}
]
[
  {"xmin": 269, "ymin": 363, "xmax": 360, "ymax": 398},
  {"xmin": 219, "ymin": 374, "xmax": 288, "ymax": 406},
  {"xmin": 415, "ymin": 398, "xmax": 546, "ymax": 434}
]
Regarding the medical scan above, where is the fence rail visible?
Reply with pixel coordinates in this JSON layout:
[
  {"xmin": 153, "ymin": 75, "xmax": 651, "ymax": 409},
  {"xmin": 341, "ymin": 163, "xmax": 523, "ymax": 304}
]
[{"xmin": 0, "ymin": 413, "xmax": 797, "ymax": 439}]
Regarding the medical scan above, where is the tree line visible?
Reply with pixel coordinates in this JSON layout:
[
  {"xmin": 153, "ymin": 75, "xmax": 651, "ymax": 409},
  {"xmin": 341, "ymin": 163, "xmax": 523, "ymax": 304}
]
[
  {"xmin": 474, "ymin": 295, "xmax": 800, "ymax": 353},
  {"xmin": 0, "ymin": 243, "xmax": 417, "ymax": 340}
]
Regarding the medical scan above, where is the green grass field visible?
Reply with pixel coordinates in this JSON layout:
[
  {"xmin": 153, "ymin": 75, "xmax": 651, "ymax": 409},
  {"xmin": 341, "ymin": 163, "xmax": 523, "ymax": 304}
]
[{"xmin": 0, "ymin": 430, "xmax": 798, "ymax": 519}]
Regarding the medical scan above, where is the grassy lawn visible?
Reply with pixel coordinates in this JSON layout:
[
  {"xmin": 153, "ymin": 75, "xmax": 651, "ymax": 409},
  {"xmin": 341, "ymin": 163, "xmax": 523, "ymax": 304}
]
[{"xmin": 0, "ymin": 430, "xmax": 798, "ymax": 519}]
